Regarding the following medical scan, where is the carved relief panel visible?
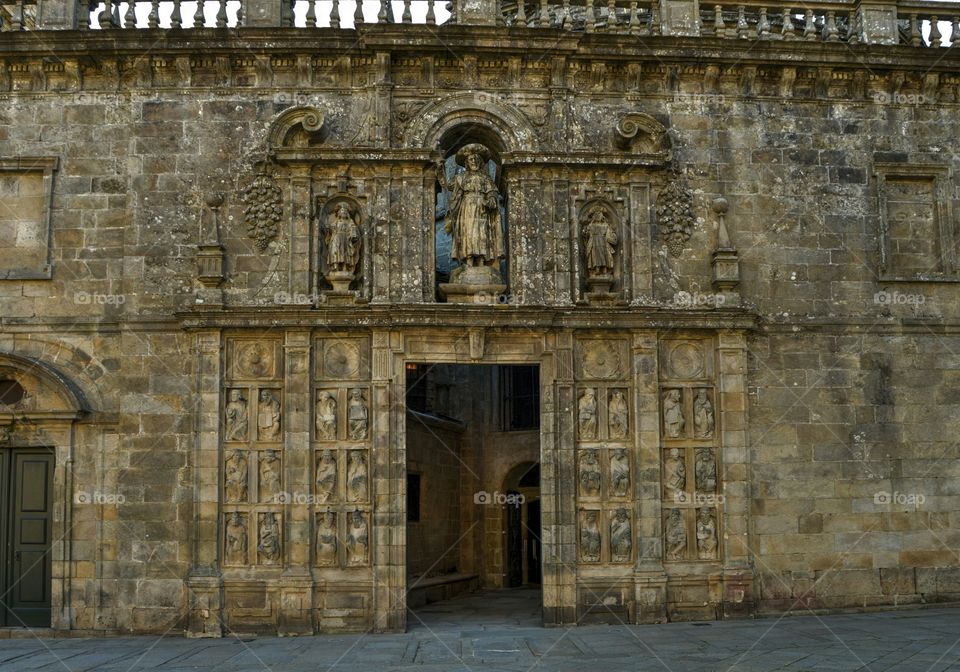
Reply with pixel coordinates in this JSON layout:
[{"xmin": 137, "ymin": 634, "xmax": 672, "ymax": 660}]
[
  {"xmin": 222, "ymin": 336, "xmax": 284, "ymax": 567},
  {"xmin": 313, "ymin": 336, "xmax": 372, "ymax": 568},
  {"xmin": 659, "ymin": 337, "xmax": 720, "ymax": 563},
  {"xmin": 575, "ymin": 337, "xmax": 633, "ymax": 565}
]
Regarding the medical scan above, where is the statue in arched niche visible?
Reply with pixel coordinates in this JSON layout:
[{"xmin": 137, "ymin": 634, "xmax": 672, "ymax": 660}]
[
  {"xmin": 581, "ymin": 206, "xmax": 619, "ymax": 298},
  {"xmin": 322, "ymin": 202, "xmax": 362, "ymax": 293},
  {"xmin": 436, "ymin": 143, "xmax": 507, "ymax": 299}
]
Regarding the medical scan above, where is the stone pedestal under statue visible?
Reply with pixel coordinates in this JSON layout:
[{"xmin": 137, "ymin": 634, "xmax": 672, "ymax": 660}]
[{"xmin": 438, "ymin": 264, "xmax": 506, "ymax": 304}]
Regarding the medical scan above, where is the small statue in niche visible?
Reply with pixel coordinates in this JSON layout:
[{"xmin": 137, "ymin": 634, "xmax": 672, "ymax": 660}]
[
  {"xmin": 436, "ymin": 143, "xmax": 505, "ymax": 286},
  {"xmin": 258, "ymin": 511, "xmax": 281, "ymax": 564},
  {"xmin": 224, "ymin": 449, "xmax": 248, "ymax": 502},
  {"xmin": 224, "ymin": 389, "xmax": 248, "ymax": 441},
  {"xmin": 582, "ymin": 208, "xmax": 619, "ymax": 295},
  {"xmin": 610, "ymin": 508, "xmax": 632, "ymax": 562},
  {"xmin": 225, "ymin": 512, "xmax": 247, "ymax": 565},
  {"xmin": 696, "ymin": 507, "xmax": 718, "ymax": 560},
  {"xmin": 347, "ymin": 509, "xmax": 368, "ymax": 565},
  {"xmin": 259, "ymin": 449, "xmax": 281, "ymax": 503},
  {"xmin": 578, "ymin": 449, "xmax": 601, "ymax": 498},
  {"xmin": 258, "ymin": 389, "xmax": 282, "ymax": 441},
  {"xmin": 316, "ymin": 448, "xmax": 337, "ymax": 503},
  {"xmin": 695, "ymin": 448, "xmax": 717, "ymax": 493},
  {"xmin": 347, "ymin": 450, "xmax": 368, "ymax": 502},
  {"xmin": 316, "ymin": 391, "xmax": 337, "ymax": 440},
  {"xmin": 693, "ymin": 389, "xmax": 715, "ymax": 438},
  {"xmin": 663, "ymin": 389, "xmax": 684, "ymax": 438},
  {"xmin": 578, "ymin": 388, "xmax": 598, "ymax": 440},
  {"xmin": 610, "ymin": 448, "xmax": 630, "ymax": 498},
  {"xmin": 348, "ymin": 389, "xmax": 369, "ymax": 441},
  {"xmin": 323, "ymin": 203, "xmax": 362, "ymax": 292},
  {"xmin": 665, "ymin": 508, "xmax": 687, "ymax": 560},
  {"xmin": 316, "ymin": 509, "xmax": 338, "ymax": 566},
  {"xmin": 664, "ymin": 448, "xmax": 686, "ymax": 501},
  {"xmin": 580, "ymin": 510, "xmax": 601, "ymax": 562},
  {"xmin": 608, "ymin": 389, "xmax": 628, "ymax": 439}
]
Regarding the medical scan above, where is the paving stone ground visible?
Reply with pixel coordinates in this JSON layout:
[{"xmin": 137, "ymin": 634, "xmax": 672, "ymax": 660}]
[{"xmin": 1, "ymin": 589, "xmax": 959, "ymax": 672}]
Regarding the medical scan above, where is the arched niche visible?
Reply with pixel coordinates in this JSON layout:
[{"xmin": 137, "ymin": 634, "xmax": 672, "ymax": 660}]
[
  {"xmin": 404, "ymin": 92, "xmax": 539, "ymax": 153},
  {"xmin": 313, "ymin": 194, "xmax": 366, "ymax": 295},
  {"xmin": 577, "ymin": 198, "xmax": 626, "ymax": 301},
  {"xmin": 266, "ymin": 106, "xmax": 327, "ymax": 150},
  {"xmin": 0, "ymin": 353, "xmax": 89, "ymax": 420}
]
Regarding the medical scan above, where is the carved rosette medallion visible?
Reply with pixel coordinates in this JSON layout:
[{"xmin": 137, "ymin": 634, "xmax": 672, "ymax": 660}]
[
  {"xmin": 323, "ymin": 341, "xmax": 361, "ymax": 380},
  {"xmin": 578, "ymin": 341, "xmax": 623, "ymax": 380},
  {"xmin": 668, "ymin": 342, "xmax": 704, "ymax": 380}
]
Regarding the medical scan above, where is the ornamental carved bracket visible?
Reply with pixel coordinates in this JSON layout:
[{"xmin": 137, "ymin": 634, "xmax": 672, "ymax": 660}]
[
  {"xmin": 613, "ymin": 113, "xmax": 672, "ymax": 164},
  {"xmin": 266, "ymin": 105, "xmax": 326, "ymax": 151}
]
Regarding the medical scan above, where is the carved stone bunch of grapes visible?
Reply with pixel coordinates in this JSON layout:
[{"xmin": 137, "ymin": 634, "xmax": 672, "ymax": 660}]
[
  {"xmin": 242, "ymin": 169, "xmax": 283, "ymax": 251},
  {"xmin": 656, "ymin": 177, "xmax": 695, "ymax": 258}
]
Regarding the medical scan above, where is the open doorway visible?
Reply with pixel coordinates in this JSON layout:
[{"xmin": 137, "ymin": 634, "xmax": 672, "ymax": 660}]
[{"xmin": 404, "ymin": 363, "xmax": 542, "ymax": 627}]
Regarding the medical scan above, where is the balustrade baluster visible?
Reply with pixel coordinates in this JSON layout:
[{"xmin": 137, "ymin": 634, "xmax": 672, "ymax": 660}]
[
  {"xmin": 305, "ymin": 0, "xmax": 316, "ymax": 27},
  {"xmin": 146, "ymin": 0, "xmax": 158, "ymax": 26},
  {"xmin": 952, "ymin": 17, "xmax": 960, "ymax": 45},
  {"xmin": 10, "ymin": 0, "xmax": 24, "ymax": 28},
  {"xmin": 402, "ymin": 0, "xmax": 411, "ymax": 23},
  {"xmin": 929, "ymin": 16, "xmax": 941, "ymax": 46},
  {"xmin": 607, "ymin": 0, "xmax": 616, "ymax": 30},
  {"xmin": 215, "ymin": 0, "xmax": 226, "ymax": 25},
  {"xmin": 330, "ymin": 0, "xmax": 340, "ymax": 27},
  {"xmin": 355, "ymin": 0, "xmax": 365, "ymax": 25},
  {"xmin": 426, "ymin": 0, "xmax": 436, "ymax": 24},
  {"xmin": 630, "ymin": 1, "xmax": 641, "ymax": 35},
  {"xmin": 803, "ymin": 9, "xmax": 815, "ymax": 40},
  {"xmin": 909, "ymin": 13, "xmax": 921, "ymax": 46},
  {"xmin": 103, "ymin": 0, "xmax": 117, "ymax": 28},
  {"xmin": 712, "ymin": 5, "xmax": 724, "ymax": 37},
  {"xmin": 540, "ymin": 0, "xmax": 550, "ymax": 27},
  {"xmin": 514, "ymin": 0, "xmax": 525, "ymax": 24},
  {"xmin": 736, "ymin": 5, "xmax": 747, "ymax": 38},
  {"xmin": 235, "ymin": 3, "xmax": 243, "ymax": 25},
  {"xmin": 124, "ymin": 0, "xmax": 135, "ymax": 27},
  {"xmin": 757, "ymin": 7, "xmax": 770, "ymax": 38},
  {"xmin": 585, "ymin": 0, "xmax": 595, "ymax": 32},
  {"xmin": 378, "ymin": 0, "xmax": 388, "ymax": 22},
  {"xmin": 781, "ymin": 9, "xmax": 795, "ymax": 39},
  {"xmin": 822, "ymin": 10, "xmax": 837, "ymax": 41},
  {"xmin": 562, "ymin": 0, "xmax": 571, "ymax": 29},
  {"xmin": 193, "ymin": 0, "xmax": 204, "ymax": 27},
  {"xmin": 846, "ymin": 9, "xmax": 859, "ymax": 44},
  {"xmin": 649, "ymin": 0, "xmax": 660, "ymax": 34},
  {"xmin": 170, "ymin": 0, "xmax": 182, "ymax": 28}
]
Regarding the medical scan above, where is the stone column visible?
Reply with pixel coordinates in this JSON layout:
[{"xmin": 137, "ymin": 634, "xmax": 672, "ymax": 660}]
[
  {"xmin": 633, "ymin": 331, "xmax": 667, "ymax": 622},
  {"xmin": 278, "ymin": 330, "xmax": 313, "ymax": 634},
  {"xmin": 717, "ymin": 329, "xmax": 754, "ymax": 617},
  {"xmin": 186, "ymin": 330, "xmax": 224, "ymax": 638}
]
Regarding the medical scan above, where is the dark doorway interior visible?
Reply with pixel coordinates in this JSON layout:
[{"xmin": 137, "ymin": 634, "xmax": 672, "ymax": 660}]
[{"xmin": 0, "ymin": 448, "xmax": 53, "ymax": 627}]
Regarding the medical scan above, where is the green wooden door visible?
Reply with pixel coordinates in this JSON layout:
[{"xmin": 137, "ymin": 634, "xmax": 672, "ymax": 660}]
[{"xmin": 0, "ymin": 449, "xmax": 53, "ymax": 627}]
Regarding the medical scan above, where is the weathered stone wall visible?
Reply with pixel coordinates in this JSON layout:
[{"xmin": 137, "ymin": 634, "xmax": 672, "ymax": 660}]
[{"xmin": 0, "ymin": 24, "xmax": 959, "ymax": 633}]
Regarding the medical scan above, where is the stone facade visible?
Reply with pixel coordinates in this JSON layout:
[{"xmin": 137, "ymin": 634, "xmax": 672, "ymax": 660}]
[{"xmin": 0, "ymin": 0, "xmax": 959, "ymax": 635}]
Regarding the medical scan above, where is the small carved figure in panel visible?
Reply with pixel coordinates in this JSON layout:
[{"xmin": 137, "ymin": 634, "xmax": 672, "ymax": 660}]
[
  {"xmin": 580, "ymin": 510, "xmax": 601, "ymax": 562},
  {"xmin": 578, "ymin": 449, "xmax": 601, "ymax": 498},
  {"xmin": 610, "ymin": 448, "xmax": 630, "ymax": 498},
  {"xmin": 608, "ymin": 389, "xmax": 629, "ymax": 439},
  {"xmin": 665, "ymin": 508, "xmax": 687, "ymax": 561},
  {"xmin": 347, "ymin": 450, "xmax": 368, "ymax": 503},
  {"xmin": 664, "ymin": 448, "xmax": 686, "ymax": 501},
  {"xmin": 697, "ymin": 507, "xmax": 718, "ymax": 560},
  {"xmin": 225, "ymin": 512, "xmax": 247, "ymax": 565},
  {"xmin": 348, "ymin": 388, "xmax": 369, "ymax": 440},
  {"xmin": 694, "ymin": 389, "xmax": 715, "ymax": 438},
  {"xmin": 610, "ymin": 508, "xmax": 632, "ymax": 563},
  {"xmin": 316, "ymin": 509, "xmax": 338, "ymax": 566},
  {"xmin": 224, "ymin": 389, "xmax": 249, "ymax": 442},
  {"xmin": 695, "ymin": 448, "xmax": 717, "ymax": 493},
  {"xmin": 347, "ymin": 509, "xmax": 368, "ymax": 565},
  {"xmin": 258, "ymin": 389, "xmax": 282, "ymax": 441},
  {"xmin": 583, "ymin": 208, "xmax": 618, "ymax": 277},
  {"xmin": 316, "ymin": 390, "xmax": 337, "ymax": 440},
  {"xmin": 259, "ymin": 449, "xmax": 281, "ymax": 503},
  {"xmin": 224, "ymin": 449, "xmax": 248, "ymax": 502},
  {"xmin": 316, "ymin": 448, "xmax": 338, "ymax": 503},
  {"xmin": 258, "ymin": 511, "xmax": 281, "ymax": 564},
  {"xmin": 663, "ymin": 389, "xmax": 685, "ymax": 438},
  {"xmin": 577, "ymin": 388, "xmax": 598, "ymax": 440}
]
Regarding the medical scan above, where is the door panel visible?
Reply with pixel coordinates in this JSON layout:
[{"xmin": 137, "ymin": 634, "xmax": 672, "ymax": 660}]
[{"xmin": 2, "ymin": 450, "xmax": 53, "ymax": 627}]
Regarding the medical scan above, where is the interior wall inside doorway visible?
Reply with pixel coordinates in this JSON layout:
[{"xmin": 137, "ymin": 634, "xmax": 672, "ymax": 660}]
[{"xmin": 405, "ymin": 364, "xmax": 540, "ymax": 593}]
